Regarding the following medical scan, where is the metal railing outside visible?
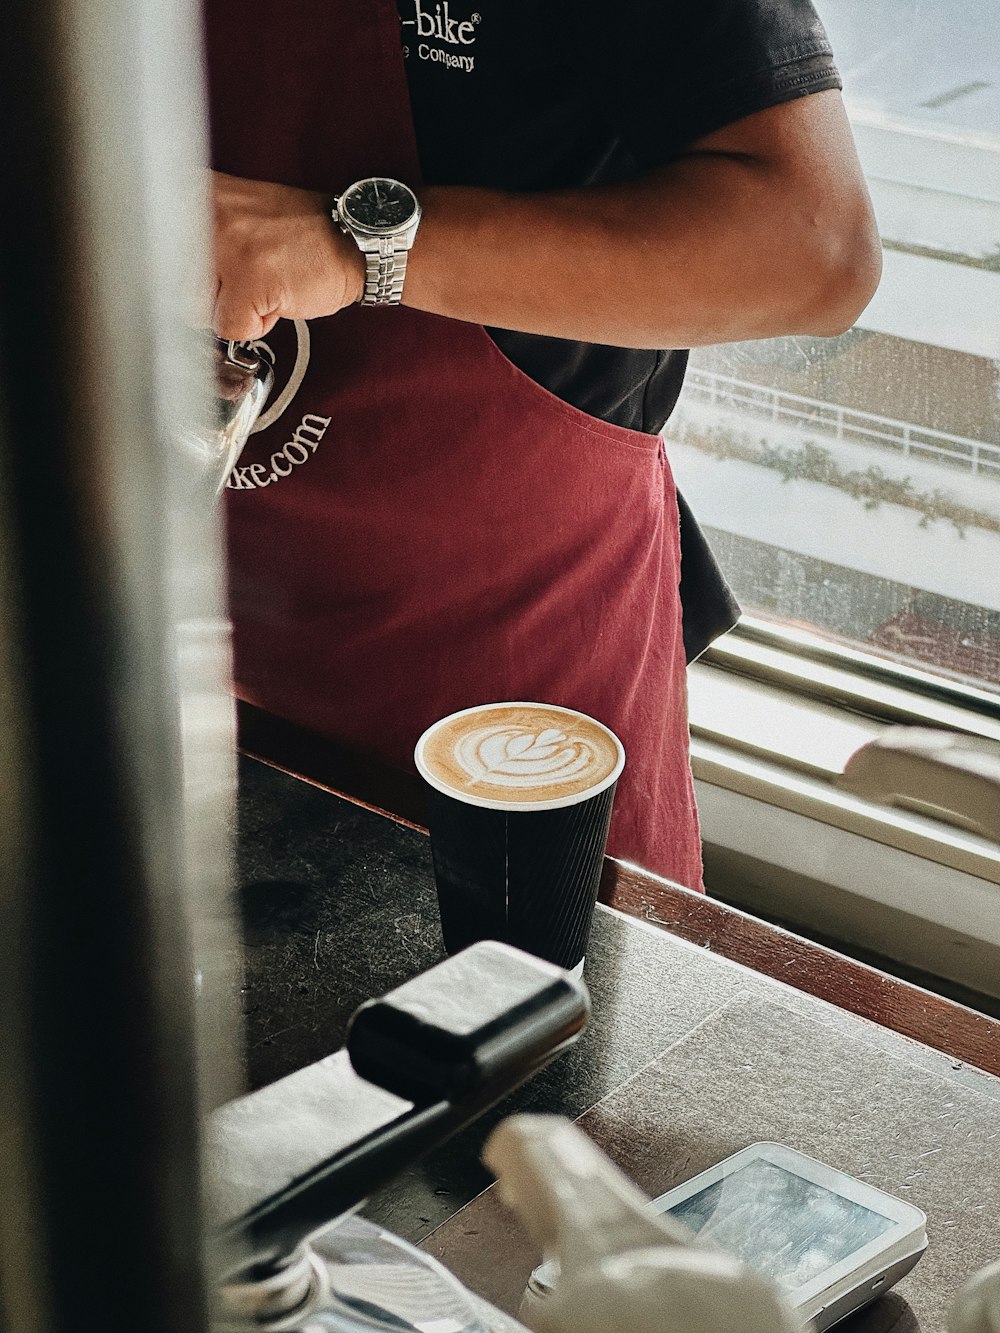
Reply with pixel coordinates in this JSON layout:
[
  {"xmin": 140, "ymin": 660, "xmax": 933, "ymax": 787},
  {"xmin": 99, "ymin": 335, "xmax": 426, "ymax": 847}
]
[{"xmin": 679, "ymin": 368, "xmax": 1000, "ymax": 480}]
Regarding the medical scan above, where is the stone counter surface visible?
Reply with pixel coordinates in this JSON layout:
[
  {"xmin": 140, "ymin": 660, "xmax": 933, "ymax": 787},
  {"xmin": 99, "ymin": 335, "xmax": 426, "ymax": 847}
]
[{"xmin": 234, "ymin": 754, "xmax": 1000, "ymax": 1330}]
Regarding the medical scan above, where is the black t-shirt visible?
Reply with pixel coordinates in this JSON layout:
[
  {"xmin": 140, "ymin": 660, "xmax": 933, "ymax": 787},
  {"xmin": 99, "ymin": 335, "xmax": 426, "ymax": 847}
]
[{"xmin": 397, "ymin": 0, "xmax": 841, "ymax": 656}]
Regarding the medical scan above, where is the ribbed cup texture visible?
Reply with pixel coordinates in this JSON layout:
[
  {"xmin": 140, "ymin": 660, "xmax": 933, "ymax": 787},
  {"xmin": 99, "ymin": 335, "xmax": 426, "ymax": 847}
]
[{"xmin": 426, "ymin": 784, "xmax": 617, "ymax": 970}]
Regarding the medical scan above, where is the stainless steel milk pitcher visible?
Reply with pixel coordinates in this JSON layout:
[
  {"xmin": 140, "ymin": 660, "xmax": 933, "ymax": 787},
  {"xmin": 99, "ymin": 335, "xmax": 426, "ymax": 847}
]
[{"xmin": 180, "ymin": 337, "xmax": 274, "ymax": 496}]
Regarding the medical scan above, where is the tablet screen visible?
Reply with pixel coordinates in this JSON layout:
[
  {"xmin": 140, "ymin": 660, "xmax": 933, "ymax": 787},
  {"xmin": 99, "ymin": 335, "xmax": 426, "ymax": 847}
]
[{"xmin": 665, "ymin": 1159, "xmax": 895, "ymax": 1291}]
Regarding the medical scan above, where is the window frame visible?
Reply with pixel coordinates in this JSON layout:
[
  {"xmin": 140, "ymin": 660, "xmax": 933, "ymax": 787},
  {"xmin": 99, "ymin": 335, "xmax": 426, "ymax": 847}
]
[{"xmin": 688, "ymin": 617, "xmax": 1000, "ymax": 999}]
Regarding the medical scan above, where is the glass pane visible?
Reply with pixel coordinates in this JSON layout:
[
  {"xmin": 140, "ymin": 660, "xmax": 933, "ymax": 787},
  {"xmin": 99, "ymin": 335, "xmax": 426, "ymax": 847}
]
[{"xmin": 667, "ymin": 0, "xmax": 1000, "ymax": 694}]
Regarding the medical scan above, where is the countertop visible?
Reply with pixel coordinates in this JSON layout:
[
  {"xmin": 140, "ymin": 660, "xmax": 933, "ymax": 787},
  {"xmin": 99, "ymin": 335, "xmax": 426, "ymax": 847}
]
[{"xmin": 233, "ymin": 750, "xmax": 1000, "ymax": 1330}]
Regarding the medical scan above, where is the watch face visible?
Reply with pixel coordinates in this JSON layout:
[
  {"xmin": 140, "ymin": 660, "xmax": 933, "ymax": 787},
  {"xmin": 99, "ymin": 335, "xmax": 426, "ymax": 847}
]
[{"xmin": 341, "ymin": 179, "xmax": 417, "ymax": 231}]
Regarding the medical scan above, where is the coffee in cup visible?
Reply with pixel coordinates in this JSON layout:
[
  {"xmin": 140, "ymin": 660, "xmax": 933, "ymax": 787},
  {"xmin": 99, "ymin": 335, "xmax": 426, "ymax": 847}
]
[{"xmin": 415, "ymin": 702, "xmax": 625, "ymax": 973}]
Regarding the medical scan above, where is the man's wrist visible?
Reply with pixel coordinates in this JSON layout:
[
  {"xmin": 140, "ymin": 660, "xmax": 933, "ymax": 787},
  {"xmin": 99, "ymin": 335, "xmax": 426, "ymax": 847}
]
[{"xmin": 329, "ymin": 221, "xmax": 366, "ymax": 306}]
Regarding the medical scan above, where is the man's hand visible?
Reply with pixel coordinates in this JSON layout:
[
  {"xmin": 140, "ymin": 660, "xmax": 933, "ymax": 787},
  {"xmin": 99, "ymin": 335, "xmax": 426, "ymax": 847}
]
[{"xmin": 211, "ymin": 173, "xmax": 364, "ymax": 340}]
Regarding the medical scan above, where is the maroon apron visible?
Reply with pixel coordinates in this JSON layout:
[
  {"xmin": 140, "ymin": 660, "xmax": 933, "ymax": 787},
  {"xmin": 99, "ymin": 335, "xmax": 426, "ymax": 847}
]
[{"xmin": 205, "ymin": 0, "xmax": 703, "ymax": 889}]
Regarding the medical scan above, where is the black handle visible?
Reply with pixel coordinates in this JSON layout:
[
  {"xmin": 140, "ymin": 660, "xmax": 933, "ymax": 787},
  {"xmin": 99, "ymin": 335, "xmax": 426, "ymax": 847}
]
[{"xmin": 211, "ymin": 942, "xmax": 589, "ymax": 1274}]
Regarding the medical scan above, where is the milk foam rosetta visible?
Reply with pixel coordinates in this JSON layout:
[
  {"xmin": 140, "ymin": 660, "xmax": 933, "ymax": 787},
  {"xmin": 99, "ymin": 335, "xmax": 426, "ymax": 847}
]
[{"xmin": 417, "ymin": 703, "xmax": 624, "ymax": 807}]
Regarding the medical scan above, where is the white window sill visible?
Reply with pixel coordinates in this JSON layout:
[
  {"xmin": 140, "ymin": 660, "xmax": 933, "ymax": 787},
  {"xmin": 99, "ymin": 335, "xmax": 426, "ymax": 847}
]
[
  {"xmin": 688, "ymin": 662, "xmax": 1000, "ymax": 887},
  {"xmin": 687, "ymin": 634, "xmax": 1000, "ymax": 998}
]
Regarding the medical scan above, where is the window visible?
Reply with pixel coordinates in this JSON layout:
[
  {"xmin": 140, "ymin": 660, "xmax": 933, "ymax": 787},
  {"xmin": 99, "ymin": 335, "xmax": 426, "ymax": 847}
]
[
  {"xmin": 668, "ymin": 0, "xmax": 1000, "ymax": 697},
  {"xmin": 671, "ymin": 2, "xmax": 1000, "ymax": 1005}
]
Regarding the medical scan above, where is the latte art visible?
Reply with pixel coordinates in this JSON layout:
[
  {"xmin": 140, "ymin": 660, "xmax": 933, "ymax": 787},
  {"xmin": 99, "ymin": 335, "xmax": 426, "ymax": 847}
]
[
  {"xmin": 457, "ymin": 725, "xmax": 595, "ymax": 789},
  {"xmin": 416, "ymin": 702, "xmax": 625, "ymax": 809}
]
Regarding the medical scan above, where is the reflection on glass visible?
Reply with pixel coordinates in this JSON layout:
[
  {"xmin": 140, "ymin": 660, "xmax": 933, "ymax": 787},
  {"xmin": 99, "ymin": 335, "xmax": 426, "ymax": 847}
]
[{"xmin": 667, "ymin": 1159, "xmax": 894, "ymax": 1291}]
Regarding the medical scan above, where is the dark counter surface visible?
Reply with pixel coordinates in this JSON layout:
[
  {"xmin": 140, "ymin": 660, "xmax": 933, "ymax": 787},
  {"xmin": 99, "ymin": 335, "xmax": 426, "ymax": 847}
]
[
  {"xmin": 235, "ymin": 752, "xmax": 749, "ymax": 1238},
  {"xmin": 234, "ymin": 751, "xmax": 1000, "ymax": 1329},
  {"xmin": 237, "ymin": 751, "xmax": 443, "ymax": 1091}
]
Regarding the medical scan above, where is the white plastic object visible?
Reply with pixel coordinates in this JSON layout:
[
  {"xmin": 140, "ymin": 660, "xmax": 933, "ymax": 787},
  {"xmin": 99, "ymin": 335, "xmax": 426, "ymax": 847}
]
[
  {"xmin": 949, "ymin": 1258, "xmax": 1000, "ymax": 1333},
  {"xmin": 839, "ymin": 727, "xmax": 1000, "ymax": 841},
  {"xmin": 482, "ymin": 1115, "xmax": 801, "ymax": 1333}
]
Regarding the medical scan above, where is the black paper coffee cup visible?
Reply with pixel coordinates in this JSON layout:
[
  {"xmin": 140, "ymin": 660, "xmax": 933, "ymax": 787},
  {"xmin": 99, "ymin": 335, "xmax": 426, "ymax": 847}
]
[{"xmin": 414, "ymin": 702, "xmax": 625, "ymax": 974}]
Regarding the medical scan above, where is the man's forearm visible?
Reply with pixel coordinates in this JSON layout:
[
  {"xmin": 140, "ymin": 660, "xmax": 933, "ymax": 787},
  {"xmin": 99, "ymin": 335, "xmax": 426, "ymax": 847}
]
[
  {"xmin": 211, "ymin": 92, "xmax": 880, "ymax": 348},
  {"xmin": 409, "ymin": 163, "xmax": 872, "ymax": 348},
  {"xmin": 405, "ymin": 92, "xmax": 881, "ymax": 350}
]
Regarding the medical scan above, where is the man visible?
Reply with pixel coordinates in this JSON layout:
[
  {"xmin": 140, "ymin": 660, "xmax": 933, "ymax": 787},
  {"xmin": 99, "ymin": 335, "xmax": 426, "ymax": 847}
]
[{"xmin": 206, "ymin": 0, "xmax": 880, "ymax": 887}]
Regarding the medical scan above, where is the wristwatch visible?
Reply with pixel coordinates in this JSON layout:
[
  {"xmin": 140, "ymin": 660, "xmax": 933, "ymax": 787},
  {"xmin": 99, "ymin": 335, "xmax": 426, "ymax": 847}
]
[{"xmin": 332, "ymin": 178, "xmax": 422, "ymax": 307}]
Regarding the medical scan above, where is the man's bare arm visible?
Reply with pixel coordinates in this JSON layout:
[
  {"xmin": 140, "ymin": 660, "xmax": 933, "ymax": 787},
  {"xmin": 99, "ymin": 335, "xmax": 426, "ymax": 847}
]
[{"xmin": 212, "ymin": 90, "xmax": 880, "ymax": 348}]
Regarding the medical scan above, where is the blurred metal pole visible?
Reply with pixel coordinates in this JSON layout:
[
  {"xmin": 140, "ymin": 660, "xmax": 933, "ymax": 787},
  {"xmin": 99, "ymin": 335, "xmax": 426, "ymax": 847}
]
[{"xmin": 0, "ymin": 1, "xmax": 242, "ymax": 1331}]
